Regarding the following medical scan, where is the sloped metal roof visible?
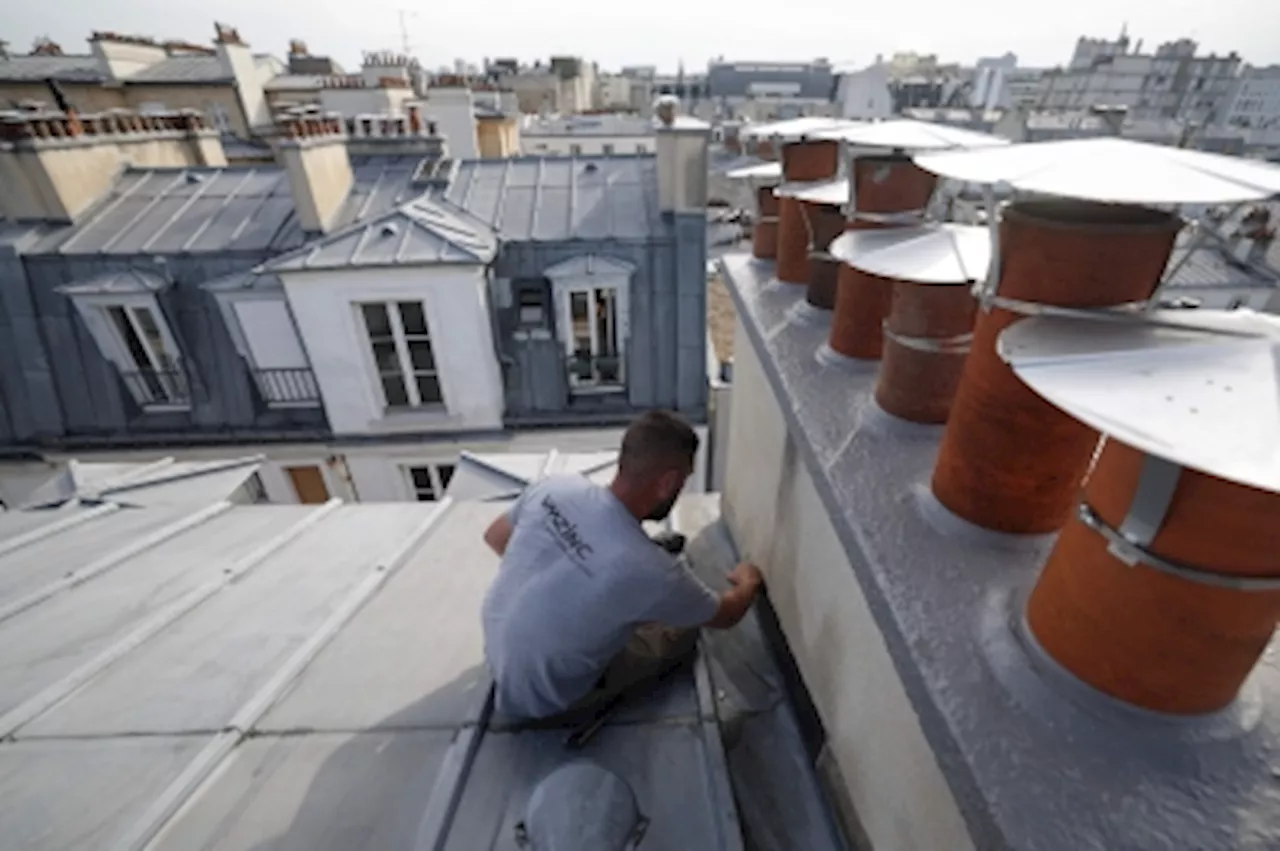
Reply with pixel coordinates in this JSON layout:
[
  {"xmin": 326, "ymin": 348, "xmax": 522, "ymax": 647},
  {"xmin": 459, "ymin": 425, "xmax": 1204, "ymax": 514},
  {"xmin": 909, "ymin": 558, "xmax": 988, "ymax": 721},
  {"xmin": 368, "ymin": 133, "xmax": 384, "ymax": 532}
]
[
  {"xmin": 125, "ymin": 55, "xmax": 230, "ymax": 83},
  {"xmin": 42, "ymin": 156, "xmax": 423, "ymax": 257},
  {"xmin": 263, "ymin": 73, "xmax": 326, "ymax": 91},
  {"xmin": 0, "ymin": 486, "xmax": 843, "ymax": 851},
  {"xmin": 0, "ymin": 54, "xmax": 104, "ymax": 82},
  {"xmin": 17, "ymin": 456, "xmax": 262, "ymax": 509},
  {"xmin": 55, "ymin": 267, "xmax": 169, "ymax": 295},
  {"xmin": 444, "ymin": 155, "xmax": 662, "ymax": 242},
  {"xmin": 262, "ymin": 196, "xmax": 498, "ymax": 272}
]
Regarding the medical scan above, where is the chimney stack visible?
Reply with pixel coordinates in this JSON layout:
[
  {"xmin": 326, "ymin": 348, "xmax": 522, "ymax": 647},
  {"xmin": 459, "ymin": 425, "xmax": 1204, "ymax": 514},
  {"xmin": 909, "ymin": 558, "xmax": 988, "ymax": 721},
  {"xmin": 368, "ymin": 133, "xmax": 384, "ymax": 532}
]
[
  {"xmin": 930, "ymin": 199, "xmax": 1181, "ymax": 533},
  {"xmin": 994, "ymin": 309, "xmax": 1280, "ymax": 715},
  {"xmin": 654, "ymin": 99, "xmax": 710, "ymax": 214},
  {"xmin": 0, "ymin": 108, "xmax": 226, "ymax": 222},
  {"xmin": 829, "ymin": 223, "xmax": 987, "ymax": 422},
  {"xmin": 828, "ymin": 154, "xmax": 939, "ymax": 360},
  {"xmin": 776, "ymin": 137, "xmax": 840, "ymax": 284},
  {"xmin": 277, "ymin": 112, "xmax": 353, "ymax": 234}
]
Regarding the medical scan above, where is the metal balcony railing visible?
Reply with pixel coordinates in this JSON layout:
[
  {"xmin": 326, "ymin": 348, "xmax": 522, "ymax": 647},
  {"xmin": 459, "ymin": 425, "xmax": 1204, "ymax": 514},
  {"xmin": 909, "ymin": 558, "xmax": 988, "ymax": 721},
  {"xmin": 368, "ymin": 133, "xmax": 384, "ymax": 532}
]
[
  {"xmin": 253, "ymin": 367, "xmax": 322, "ymax": 406},
  {"xmin": 567, "ymin": 353, "xmax": 625, "ymax": 390},
  {"xmin": 120, "ymin": 369, "xmax": 192, "ymax": 409}
]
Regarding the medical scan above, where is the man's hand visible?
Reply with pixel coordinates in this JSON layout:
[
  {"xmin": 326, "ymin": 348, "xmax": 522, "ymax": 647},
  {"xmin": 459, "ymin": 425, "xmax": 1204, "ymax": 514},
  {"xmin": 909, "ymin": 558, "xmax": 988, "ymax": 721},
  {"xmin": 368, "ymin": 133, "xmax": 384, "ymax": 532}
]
[
  {"xmin": 728, "ymin": 562, "xmax": 763, "ymax": 590},
  {"xmin": 707, "ymin": 562, "xmax": 765, "ymax": 629},
  {"xmin": 483, "ymin": 514, "xmax": 514, "ymax": 557}
]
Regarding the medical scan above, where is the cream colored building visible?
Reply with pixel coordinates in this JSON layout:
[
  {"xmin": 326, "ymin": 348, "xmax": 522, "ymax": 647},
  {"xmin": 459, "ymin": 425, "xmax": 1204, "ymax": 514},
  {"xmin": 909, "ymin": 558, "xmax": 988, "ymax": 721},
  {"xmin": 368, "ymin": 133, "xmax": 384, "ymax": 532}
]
[{"xmin": 0, "ymin": 24, "xmax": 273, "ymax": 138}]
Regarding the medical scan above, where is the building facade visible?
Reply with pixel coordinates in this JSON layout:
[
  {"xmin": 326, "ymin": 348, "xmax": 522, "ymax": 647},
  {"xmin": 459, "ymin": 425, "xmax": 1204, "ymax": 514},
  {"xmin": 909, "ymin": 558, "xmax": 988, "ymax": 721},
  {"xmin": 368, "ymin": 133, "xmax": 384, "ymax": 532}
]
[
  {"xmin": 519, "ymin": 114, "xmax": 654, "ymax": 155},
  {"xmin": 1221, "ymin": 65, "xmax": 1280, "ymax": 130},
  {"xmin": 0, "ymin": 24, "xmax": 272, "ymax": 138},
  {"xmin": 0, "ymin": 106, "xmax": 711, "ymax": 504}
]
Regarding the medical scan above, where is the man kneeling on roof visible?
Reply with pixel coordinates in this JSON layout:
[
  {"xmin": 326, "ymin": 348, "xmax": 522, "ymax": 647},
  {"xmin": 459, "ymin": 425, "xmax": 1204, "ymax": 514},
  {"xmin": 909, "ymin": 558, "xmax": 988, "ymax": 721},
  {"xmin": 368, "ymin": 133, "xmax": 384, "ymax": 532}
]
[{"xmin": 481, "ymin": 410, "xmax": 764, "ymax": 721}]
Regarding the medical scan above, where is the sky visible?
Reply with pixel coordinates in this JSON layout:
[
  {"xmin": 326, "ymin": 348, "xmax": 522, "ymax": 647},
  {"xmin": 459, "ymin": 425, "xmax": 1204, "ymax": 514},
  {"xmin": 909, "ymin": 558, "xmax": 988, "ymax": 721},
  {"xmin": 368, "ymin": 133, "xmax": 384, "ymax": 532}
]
[{"xmin": 6, "ymin": 0, "xmax": 1278, "ymax": 73}]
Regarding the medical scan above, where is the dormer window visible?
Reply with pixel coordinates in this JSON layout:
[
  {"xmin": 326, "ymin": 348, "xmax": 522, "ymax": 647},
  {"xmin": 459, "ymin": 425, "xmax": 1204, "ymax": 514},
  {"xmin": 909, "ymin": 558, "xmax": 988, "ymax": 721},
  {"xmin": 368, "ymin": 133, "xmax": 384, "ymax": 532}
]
[{"xmin": 543, "ymin": 255, "xmax": 635, "ymax": 393}]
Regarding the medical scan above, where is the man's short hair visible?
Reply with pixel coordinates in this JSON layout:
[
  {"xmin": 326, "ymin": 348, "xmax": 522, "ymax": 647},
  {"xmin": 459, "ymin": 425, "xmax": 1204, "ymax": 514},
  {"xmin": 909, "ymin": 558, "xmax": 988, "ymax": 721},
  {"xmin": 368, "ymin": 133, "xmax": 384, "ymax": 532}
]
[{"xmin": 618, "ymin": 410, "xmax": 699, "ymax": 477}]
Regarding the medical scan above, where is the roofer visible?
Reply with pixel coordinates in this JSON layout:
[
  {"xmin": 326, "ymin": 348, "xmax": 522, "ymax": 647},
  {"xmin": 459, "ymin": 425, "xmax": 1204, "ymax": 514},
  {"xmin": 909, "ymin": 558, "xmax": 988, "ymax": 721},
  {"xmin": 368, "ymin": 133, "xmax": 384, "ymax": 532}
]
[{"xmin": 481, "ymin": 410, "xmax": 764, "ymax": 721}]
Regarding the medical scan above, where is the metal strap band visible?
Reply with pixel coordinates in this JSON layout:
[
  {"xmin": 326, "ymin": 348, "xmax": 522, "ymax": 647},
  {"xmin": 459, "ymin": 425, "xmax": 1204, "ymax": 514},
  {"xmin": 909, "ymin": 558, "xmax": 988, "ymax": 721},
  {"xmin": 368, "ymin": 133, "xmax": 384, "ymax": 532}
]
[
  {"xmin": 1115, "ymin": 453, "xmax": 1181, "ymax": 552},
  {"xmin": 882, "ymin": 323, "xmax": 973, "ymax": 354},
  {"xmin": 1077, "ymin": 503, "xmax": 1280, "ymax": 592},
  {"xmin": 757, "ymin": 215, "xmax": 779, "ymax": 224},
  {"xmin": 852, "ymin": 209, "xmax": 926, "ymax": 225},
  {"xmin": 979, "ymin": 293, "xmax": 1150, "ymax": 320},
  {"xmin": 807, "ymin": 250, "xmax": 836, "ymax": 261}
]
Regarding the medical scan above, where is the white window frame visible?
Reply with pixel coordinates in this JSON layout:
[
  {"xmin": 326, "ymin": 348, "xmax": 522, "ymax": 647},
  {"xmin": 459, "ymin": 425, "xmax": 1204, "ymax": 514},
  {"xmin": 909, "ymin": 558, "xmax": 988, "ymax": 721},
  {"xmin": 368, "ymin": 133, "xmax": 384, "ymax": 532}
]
[
  {"xmin": 404, "ymin": 461, "xmax": 457, "ymax": 502},
  {"xmin": 211, "ymin": 290, "xmax": 320, "ymax": 409},
  {"xmin": 70, "ymin": 293, "xmax": 190, "ymax": 411},
  {"xmin": 357, "ymin": 300, "xmax": 446, "ymax": 412},
  {"xmin": 544, "ymin": 255, "xmax": 634, "ymax": 394}
]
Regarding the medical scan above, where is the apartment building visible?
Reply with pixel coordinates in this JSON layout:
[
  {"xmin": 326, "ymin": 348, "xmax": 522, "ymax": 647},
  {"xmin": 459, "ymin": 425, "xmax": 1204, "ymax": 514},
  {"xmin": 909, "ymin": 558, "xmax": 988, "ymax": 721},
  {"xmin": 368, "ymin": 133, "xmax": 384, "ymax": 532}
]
[
  {"xmin": 0, "ymin": 24, "xmax": 273, "ymax": 138},
  {"xmin": 0, "ymin": 102, "xmax": 711, "ymax": 505},
  {"xmin": 1037, "ymin": 32, "xmax": 1242, "ymax": 123},
  {"xmin": 520, "ymin": 113, "xmax": 654, "ymax": 155}
]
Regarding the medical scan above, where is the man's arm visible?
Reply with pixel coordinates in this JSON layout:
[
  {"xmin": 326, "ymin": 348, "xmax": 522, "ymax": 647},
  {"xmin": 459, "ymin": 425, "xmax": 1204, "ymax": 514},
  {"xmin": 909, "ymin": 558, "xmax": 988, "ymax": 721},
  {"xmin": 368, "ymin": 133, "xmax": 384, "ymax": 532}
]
[
  {"xmin": 705, "ymin": 562, "xmax": 764, "ymax": 629},
  {"xmin": 483, "ymin": 514, "xmax": 514, "ymax": 557}
]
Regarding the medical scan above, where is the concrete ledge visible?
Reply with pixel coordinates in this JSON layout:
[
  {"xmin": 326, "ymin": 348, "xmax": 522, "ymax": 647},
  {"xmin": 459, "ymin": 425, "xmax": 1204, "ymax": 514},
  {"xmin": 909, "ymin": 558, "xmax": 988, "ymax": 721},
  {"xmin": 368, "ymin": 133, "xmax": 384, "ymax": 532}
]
[{"xmin": 717, "ymin": 252, "xmax": 1280, "ymax": 851}]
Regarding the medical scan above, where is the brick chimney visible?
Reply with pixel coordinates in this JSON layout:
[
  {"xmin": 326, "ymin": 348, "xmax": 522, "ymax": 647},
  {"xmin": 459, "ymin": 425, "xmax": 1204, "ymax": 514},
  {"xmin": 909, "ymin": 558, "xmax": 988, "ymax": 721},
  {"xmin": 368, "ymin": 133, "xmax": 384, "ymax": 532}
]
[
  {"xmin": 340, "ymin": 106, "xmax": 446, "ymax": 158},
  {"xmin": 784, "ymin": 179, "xmax": 848, "ymax": 310},
  {"xmin": 276, "ymin": 113, "xmax": 354, "ymax": 234},
  {"xmin": 214, "ymin": 22, "xmax": 270, "ymax": 134},
  {"xmin": 931, "ymin": 200, "xmax": 1181, "ymax": 533},
  {"xmin": 776, "ymin": 137, "xmax": 840, "ymax": 285},
  {"xmin": 0, "ymin": 109, "xmax": 227, "ymax": 222},
  {"xmin": 88, "ymin": 31, "xmax": 167, "ymax": 81},
  {"xmin": 995, "ymin": 310, "xmax": 1280, "ymax": 715},
  {"xmin": 829, "ymin": 223, "xmax": 987, "ymax": 422},
  {"xmin": 654, "ymin": 97, "xmax": 710, "ymax": 214},
  {"xmin": 827, "ymin": 154, "xmax": 939, "ymax": 360}
]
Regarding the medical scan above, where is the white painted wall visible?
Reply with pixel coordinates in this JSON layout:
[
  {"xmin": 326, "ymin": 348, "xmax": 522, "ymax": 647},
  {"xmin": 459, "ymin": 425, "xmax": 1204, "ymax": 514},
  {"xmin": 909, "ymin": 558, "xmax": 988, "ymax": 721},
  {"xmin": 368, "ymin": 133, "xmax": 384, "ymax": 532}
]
[
  {"xmin": 521, "ymin": 135, "xmax": 653, "ymax": 155},
  {"xmin": 279, "ymin": 264, "xmax": 504, "ymax": 436},
  {"xmin": 838, "ymin": 65, "xmax": 893, "ymax": 120},
  {"xmin": 720, "ymin": 318, "xmax": 976, "ymax": 851}
]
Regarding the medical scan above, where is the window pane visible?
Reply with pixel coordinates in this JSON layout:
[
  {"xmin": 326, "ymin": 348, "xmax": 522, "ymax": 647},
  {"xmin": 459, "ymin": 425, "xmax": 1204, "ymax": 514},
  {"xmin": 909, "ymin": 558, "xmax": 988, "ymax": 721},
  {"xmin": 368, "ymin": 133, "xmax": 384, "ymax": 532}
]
[
  {"xmin": 596, "ymin": 288, "xmax": 617, "ymax": 356},
  {"xmin": 437, "ymin": 463, "xmax": 456, "ymax": 489},
  {"xmin": 372, "ymin": 341, "xmax": 399, "ymax": 372},
  {"xmin": 131, "ymin": 307, "xmax": 176, "ymax": 369},
  {"xmin": 398, "ymin": 301, "xmax": 428, "ymax": 336},
  {"xmin": 409, "ymin": 340, "xmax": 435, "ymax": 371},
  {"xmin": 107, "ymin": 306, "xmax": 149, "ymax": 369},
  {"xmin": 410, "ymin": 467, "xmax": 433, "ymax": 489},
  {"xmin": 361, "ymin": 303, "xmax": 391, "ymax": 337},
  {"xmin": 382, "ymin": 375, "xmax": 409, "ymax": 407},
  {"xmin": 416, "ymin": 374, "xmax": 442, "ymax": 404},
  {"xmin": 570, "ymin": 291, "xmax": 591, "ymax": 351}
]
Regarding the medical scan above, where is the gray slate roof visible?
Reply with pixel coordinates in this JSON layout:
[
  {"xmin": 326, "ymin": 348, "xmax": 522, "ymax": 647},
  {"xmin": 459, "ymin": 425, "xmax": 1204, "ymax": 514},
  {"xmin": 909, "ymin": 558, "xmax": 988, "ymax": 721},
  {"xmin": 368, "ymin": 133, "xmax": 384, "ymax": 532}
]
[
  {"xmin": 39, "ymin": 155, "xmax": 424, "ymax": 257},
  {"xmin": 125, "ymin": 55, "xmax": 230, "ymax": 84},
  {"xmin": 0, "ymin": 54, "xmax": 103, "ymax": 83},
  {"xmin": 444, "ymin": 155, "xmax": 662, "ymax": 242},
  {"xmin": 0, "ymin": 479, "xmax": 844, "ymax": 851},
  {"xmin": 263, "ymin": 196, "xmax": 498, "ymax": 271}
]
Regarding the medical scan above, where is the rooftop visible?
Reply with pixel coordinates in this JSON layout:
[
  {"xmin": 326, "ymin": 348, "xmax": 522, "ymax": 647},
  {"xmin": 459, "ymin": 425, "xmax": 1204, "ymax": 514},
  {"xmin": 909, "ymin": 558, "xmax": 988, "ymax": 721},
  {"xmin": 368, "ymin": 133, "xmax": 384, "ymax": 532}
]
[
  {"xmin": 29, "ymin": 156, "xmax": 424, "ymax": 257},
  {"xmin": 125, "ymin": 55, "xmax": 230, "ymax": 84},
  {"xmin": 443, "ymin": 155, "xmax": 661, "ymax": 243},
  {"xmin": 0, "ymin": 53, "xmax": 102, "ymax": 83},
  {"xmin": 0, "ymin": 458, "xmax": 844, "ymax": 851}
]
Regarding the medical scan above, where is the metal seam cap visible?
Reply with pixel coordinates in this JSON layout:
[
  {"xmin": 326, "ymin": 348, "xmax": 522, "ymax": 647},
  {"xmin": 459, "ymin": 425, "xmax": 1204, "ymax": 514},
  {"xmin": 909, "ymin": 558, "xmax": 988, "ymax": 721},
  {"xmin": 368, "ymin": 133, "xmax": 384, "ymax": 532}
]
[{"xmin": 1005, "ymin": 309, "xmax": 1280, "ymax": 715}]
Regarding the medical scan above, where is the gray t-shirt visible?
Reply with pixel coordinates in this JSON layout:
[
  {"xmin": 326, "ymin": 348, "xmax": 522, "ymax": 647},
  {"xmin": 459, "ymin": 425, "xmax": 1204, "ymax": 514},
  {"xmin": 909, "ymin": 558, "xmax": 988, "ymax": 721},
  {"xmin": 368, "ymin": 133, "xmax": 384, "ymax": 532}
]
[{"xmin": 481, "ymin": 474, "xmax": 719, "ymax": 719}]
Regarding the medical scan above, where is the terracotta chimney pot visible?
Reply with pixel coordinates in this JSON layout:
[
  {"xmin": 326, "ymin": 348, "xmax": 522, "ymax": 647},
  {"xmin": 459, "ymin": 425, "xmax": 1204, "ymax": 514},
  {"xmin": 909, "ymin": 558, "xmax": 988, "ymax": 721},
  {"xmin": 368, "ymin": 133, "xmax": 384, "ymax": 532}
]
[
  {"xmin": 777, "ymin": 139, "xmax": 840, "ymax": 284},
  {"xmin": 874, "ymin": 281, "xmax": 977, "ymax": 423},
  {"xmin": 930, "ymin": 199, "xmax": 1182, "ymax": 534},
  {"xmin": 1026, "ymin": 438, "xmax": 1280, "ymax": 714},
  {"xmin": 803, "ymin": 201, "xmax": 848, "ymax": 310}
]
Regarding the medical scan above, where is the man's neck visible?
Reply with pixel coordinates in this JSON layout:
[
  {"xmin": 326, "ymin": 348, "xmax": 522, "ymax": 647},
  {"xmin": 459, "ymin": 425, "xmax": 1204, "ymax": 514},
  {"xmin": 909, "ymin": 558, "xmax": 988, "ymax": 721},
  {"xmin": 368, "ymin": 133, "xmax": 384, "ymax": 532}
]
[{"xmin": 608, "ymin": 477, "xmax": 649, "ymax": 522}]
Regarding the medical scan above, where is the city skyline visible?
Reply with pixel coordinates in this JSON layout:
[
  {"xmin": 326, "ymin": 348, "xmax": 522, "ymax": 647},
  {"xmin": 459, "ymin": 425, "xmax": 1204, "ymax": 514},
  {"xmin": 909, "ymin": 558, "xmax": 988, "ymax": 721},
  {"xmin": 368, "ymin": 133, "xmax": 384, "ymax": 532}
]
[{"xmin": 6, "ymin": 0, "xmax": 1279, "ymax": 76}]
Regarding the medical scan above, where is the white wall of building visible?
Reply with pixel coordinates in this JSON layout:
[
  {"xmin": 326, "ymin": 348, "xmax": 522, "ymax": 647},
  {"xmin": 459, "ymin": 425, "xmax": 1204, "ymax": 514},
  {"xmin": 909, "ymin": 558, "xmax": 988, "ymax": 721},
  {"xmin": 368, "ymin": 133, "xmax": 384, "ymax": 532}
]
[
  {"xmin": 280, "ymin": 264, "xmax": 504, "ymax": 437},
  {"xmin": 837, "ymin": 64, "xmax": 893, "ymax": 120},
  {"xmin": 424, "ymin": 89, "xmax": 480, "ymax": 159},
  {"xmin": 521, "ymin": 135, "xmax": 654, "ymax": 155},
  {"xmin": 1223, "ymin": 65, "xmax": 1280, "ymax": 129},
  {"xmin": 318, "ymin": 86, "xmax": 414, "ymax": 117}
]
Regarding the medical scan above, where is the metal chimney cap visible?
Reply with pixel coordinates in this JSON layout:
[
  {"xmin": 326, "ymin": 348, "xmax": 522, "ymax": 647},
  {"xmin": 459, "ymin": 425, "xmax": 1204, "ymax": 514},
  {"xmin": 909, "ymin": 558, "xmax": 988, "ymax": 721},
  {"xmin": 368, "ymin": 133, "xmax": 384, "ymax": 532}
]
[{"xmin": 999, "ymin": 309, "xmax": 1280, "ymax": 493}]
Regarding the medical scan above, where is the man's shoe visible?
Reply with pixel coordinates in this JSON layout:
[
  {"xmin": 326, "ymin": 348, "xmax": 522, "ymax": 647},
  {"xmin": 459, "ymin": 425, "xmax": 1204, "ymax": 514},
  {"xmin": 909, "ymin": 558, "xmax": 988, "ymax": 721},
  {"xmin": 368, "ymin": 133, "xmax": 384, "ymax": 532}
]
[{"xmin": 650, "ymin": 531, "xmax": 686, "ymax": 555}]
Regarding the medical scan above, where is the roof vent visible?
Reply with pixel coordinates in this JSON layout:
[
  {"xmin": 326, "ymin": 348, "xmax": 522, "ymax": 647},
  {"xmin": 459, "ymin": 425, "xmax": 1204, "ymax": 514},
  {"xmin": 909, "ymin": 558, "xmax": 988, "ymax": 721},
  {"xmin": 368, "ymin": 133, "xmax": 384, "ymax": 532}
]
[
  {"xmin": 515, "ymin": 762, "xmax": 647, "ymax": 851},
  {"xmin": 583, "ymin": 162, "xmax": 599, "ymax": 174},
  {"xmin": 185, "ymin": 172, "xmax": 204, "ymax": 185},
  {"xmin": 380, "ymin": 223, "xmax": 399, "ymax": 237}
]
